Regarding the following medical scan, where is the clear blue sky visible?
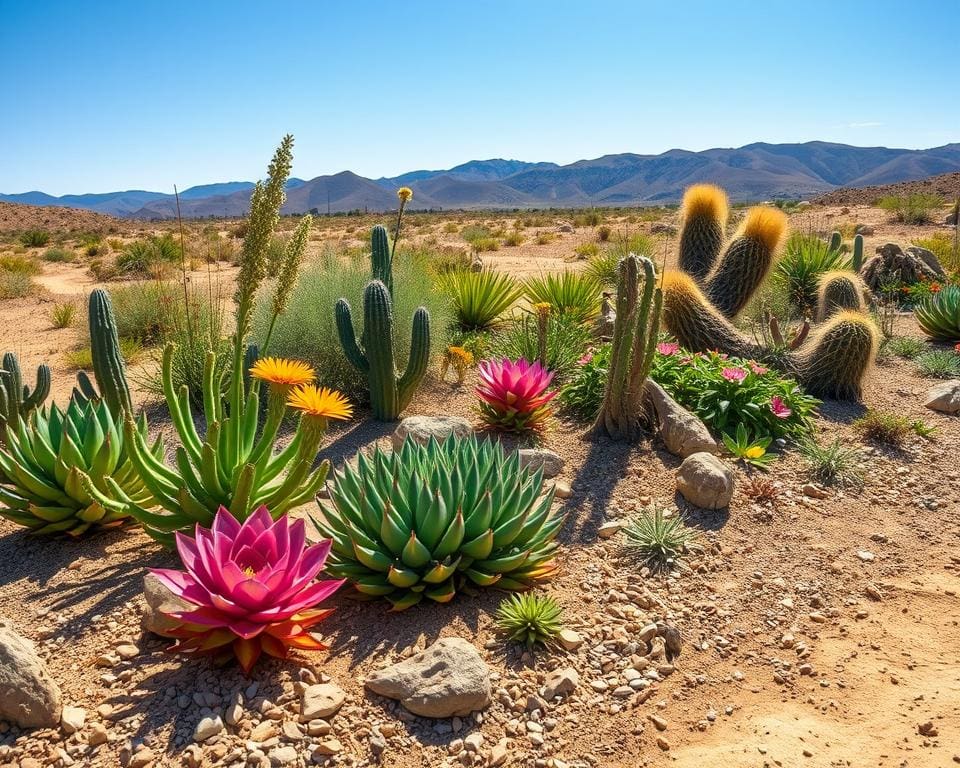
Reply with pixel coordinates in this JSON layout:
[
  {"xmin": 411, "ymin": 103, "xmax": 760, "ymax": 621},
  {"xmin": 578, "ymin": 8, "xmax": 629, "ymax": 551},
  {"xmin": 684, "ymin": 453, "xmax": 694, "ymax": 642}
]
[{"xmin": 1, "ymin": 0, "xmax": 957, "ymax": 195}]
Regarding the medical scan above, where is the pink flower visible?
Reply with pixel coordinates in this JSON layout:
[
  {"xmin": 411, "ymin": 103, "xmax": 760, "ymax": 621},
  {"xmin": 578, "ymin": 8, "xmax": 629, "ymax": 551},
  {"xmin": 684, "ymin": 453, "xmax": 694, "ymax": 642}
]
[
  {"xmin": 749, "ymin": 362, "xmax": 768, "ymax": 375},
  {"xmin": 150, "ymin": 506, "xmax": 344, "ymax": 673},
  {"xmin": 721, "ymin": 367, "xmax": 747, "ymax": 383},
  {"xmin": 578, "ymin": 352, "xmax": 594, "ymax": 366},
  {"xmin": 770, "ymin": 396, "xmax": 792, "ymax": 419},
  {"xmin": 476, "ymin": 358, "xmax": 557, "ymax": 433},
  {"xmin": 657, "ymin": 342, "xmax": 679, "ymax": 356}
]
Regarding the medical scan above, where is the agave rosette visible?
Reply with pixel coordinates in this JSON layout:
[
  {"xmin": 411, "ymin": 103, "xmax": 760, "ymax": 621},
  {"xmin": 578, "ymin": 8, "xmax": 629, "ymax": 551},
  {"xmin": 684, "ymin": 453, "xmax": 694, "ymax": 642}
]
[
  {"xmin": 313, "ymin": 434, "xmax": 564, "ymax": 610},
  {"xmin": 476, "ymin": 357, "xmax": 558, "ymax": 433},
  {"xmin": 150, "ymin": 505, "xmax": 344, "ymax": 673},
  {"xmin": 915, "ymin": 285, "xmax": 960, "ymax": 342},
  {"xmin": 0, "ymin": 398, "xmax": 161, "ymax": 535}
]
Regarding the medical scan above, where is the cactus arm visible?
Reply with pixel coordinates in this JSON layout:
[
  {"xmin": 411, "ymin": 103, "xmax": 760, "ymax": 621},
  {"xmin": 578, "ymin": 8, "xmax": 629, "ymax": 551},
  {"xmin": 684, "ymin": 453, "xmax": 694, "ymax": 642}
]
[
  {"xmin": 397, "ymin": 307, "xmax": 431, "ymax": 411},
  {"xmin": 852, "ymin": 234, "xmax": 864, "ymax": 272},
  {"xmin": 22, "ymin": 365, "xmax": 50, "ymax": 411},
  {"xmin": 371, "ymin": 225, "xmax": 393, "ymax": 296},
  {"xmin": 335, "ymin": 299, "xmax": 369, "ymax": 373},
  {"xmin": 829, "ymin": 231, "xmax": 842, "ymax": 252},
  {"xmin": 88, "ymin": 289, "xmax": 133, "ymax": 416}
]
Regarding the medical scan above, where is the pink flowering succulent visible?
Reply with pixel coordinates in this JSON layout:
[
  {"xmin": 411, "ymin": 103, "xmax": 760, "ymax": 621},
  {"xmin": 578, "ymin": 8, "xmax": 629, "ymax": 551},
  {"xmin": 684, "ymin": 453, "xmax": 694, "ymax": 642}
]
[
  {"xmin": 150, "ymin": 506, "xmax": 344, "ymax": 674},
  {"xmin": 656, "ymin": 342, "xmax": 680, "ymax": 356},
  {"xmin": 720, "ymin": 366, "xmax": 748, "ymax": 383},
  {"xmin": 749, "ymin": 362, "xmax": 769, "ymax": 375},
  {"xmin": 769, "ymin": 396, "xmax": 792, "ymax": 419},
  {"xmin": 476, "ymin": 357, "xmax": 558, "ymax": 433}
]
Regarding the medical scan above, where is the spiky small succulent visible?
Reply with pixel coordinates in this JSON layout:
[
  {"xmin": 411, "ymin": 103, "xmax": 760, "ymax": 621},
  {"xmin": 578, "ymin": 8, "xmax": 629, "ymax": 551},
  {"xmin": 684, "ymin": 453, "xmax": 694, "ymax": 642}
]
[
  {"xmin": 0, "ymin": 399, "xmax": 161, "ymax": 535},
  {"xmin": 495, "ymin": 592, "xmax": 563, "ymax": 649},
  {"xmin": 622, "ymin": 506, "xmax": 696, "ymax": 570},
  {"xmin": 313, "ymin": 434, "xmax": 564, "ymax": 610},
  {"xmin": 476, "ymin": 358, "xmax": 557, "ymax": 434}
]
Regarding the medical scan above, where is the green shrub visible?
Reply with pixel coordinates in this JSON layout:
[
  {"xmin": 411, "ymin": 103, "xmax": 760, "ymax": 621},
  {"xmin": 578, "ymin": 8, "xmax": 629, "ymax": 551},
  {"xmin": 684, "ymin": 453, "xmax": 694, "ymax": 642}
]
[
  {"xmin": 503, "ymin": 231, "xmax": 524, "ymax": 247},
  {"xmin": 574, "ymin": 211, "xmax": 602, "ymax": 227},
  {"xmin": 116, "ymin": 234, "xmax": 180, "ymax": 276},
  {"xmin": 0, "ymin": 270, "xmax": 34, "ymax": 299},
  {"xmin": 795, "ymin": 436, "xmax": 864, "ymax": 489},
  {"xmin": 461, "ymin": 224, "xmax": 492, "ymax": 244},
  {"xmin": 440, "ymin": 268, "xmax": 523, "ymax": 331},
  {"xmin": 524, "ymin": 271, "xmax": 601, "ymax": 324},
  {"xmin": 490, "ymin": 312, "xmax": 592, "ymax": 381},
  {"xmin": 559, "ymin": 343, "xmax": 610, "ymax": 419},
  {"xmin": 574, "ymin": 242, "xmax": 599, "ymax": 259},
  {"xmin": 586, "ymin": 233, "xmax": 656, "ymax": 289},
  {"xmin": 914, "ymin": 349, "xmax": 960, "ymax": 378},
  {"xmin": 884, "ymin": 336, "xmax": 926, "ymax": 359},
  {"xmin": 471, "ymin": 237, "xmax": 500, "ymax": 252},
  {"xmin": 495, "ymin": 593, "xmax": 563, "ymax": 649},
  {"xmin": 775, "ymin": 233, "xmax": 851, "ymax": 312},
  {"xmin": 878, "ymin": 194, "xmax": 943, "ymax": 225},
  {"xmin": 253, "ymin": 249, "xmax": 451, "ymax": 402},
  {"xmin": 853, "ymin": 409, "xmax": 912, "ymax": 446},
  {"xmin": 64, "ymin": 338, "xmax": 142, "ymax": 370},
  {"xmin": 535, "ymin": 232, "xmax": 554, "ymax": 246},
  {"xmin": 622, "ymin": 505, "xmax": 696, "ymax": 571},
  {"xmin": 0, "ymin": 254, "xmax": 40, "ymax": 276},
  {"xmin": 109, "ymin": 282, "xmax": 174, "ymax": 344},
  {"xmin": 19, "ymin": 230, "xmax": 50, "ymax": 248},
  {"xmin": 912, "ymin": 233, "xmax": 959, "ymax": 272},
  {"xmin": 50, "ymin": 301, "xmax": 76, "ymax": 329},
  {"xmin": 42, "ymin": 247, "xmax": 77, "ymax": 263}
]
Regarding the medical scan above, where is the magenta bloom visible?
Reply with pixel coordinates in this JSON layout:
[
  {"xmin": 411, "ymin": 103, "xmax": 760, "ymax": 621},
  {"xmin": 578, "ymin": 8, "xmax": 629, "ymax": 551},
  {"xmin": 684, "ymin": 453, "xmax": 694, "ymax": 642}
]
[
  {"xmin": 578, "ymin": 352, "xmax": 594, "ymax": 366},
  {"xmin": 721, "ymin": 366, "xmax": 748, "ymax": 383},
  {"xmin": 749, "ymin": 362, "xmax": 769, "ymax": 375},
  {"xmin": 770, "ymin": 396, "xmax": 792, "ymax": 419},
  {"xmin": 150, "ymin": 506, "xmax": 344, "ymax": 673},
  {"xmin": 476, "ymin": 358, "xmax": 557, "ymax": 433},
  {"xmin": 657, "ymin": 342, "xmax": 680, "ymax": 356}
]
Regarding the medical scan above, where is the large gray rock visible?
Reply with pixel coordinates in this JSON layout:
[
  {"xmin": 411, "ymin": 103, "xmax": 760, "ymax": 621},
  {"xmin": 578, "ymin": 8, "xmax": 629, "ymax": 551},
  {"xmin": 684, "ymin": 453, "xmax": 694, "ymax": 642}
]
[
  {"xmin": 142, "ymin": 572, "xmax": 193, "ymax": 637},
  {"xmin": 923, "ymin": 380, "xmax": 960, "ymax": 414},
  {"xmin": 365, "ymin": 638, "xmax": 491, "ymax": 718},
  {"xmin": 391, "ymin": 416, "xmax": 474, "ymax": 450},
  {"xmin": 904, "ymin": 246, "xmax": 946, "ymax": 277},
  {"xmin": 0, "ymin": 618, "xmax": 61, "ymax": 727},
  {"xmin": 518, "ymin": 448, "xmax": 564, "ymax": 478},
  {"xmin": 676, "ymin": 453, "xmax": 734, "ymax": 509},
  {"xmin": 860, "ymin": 243, "xmax": 943, "ymax": 292},
  {"xmin": 646, "ymin": 381, "xmax": 718, "ymax": 458}
]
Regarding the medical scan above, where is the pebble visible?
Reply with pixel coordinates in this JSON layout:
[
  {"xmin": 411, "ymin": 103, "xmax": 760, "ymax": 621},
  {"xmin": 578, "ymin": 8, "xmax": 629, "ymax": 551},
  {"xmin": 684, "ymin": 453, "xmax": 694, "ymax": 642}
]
[
  {"xmin": 193, "ymin": 715, "xmax": 224, "ymax": 743},
  {"xmin": 857, "ymin": 550, "xmax": 875, "ymax": 562},
  {"xmin": 60, "ymin": 706, "xmax": 86, "ymax": 735},
  {"xmin": 557, "ymin": 629, "xmax": 582, "ymax": 651},
  {"xmin": 87, "ymin": 722, "xmax": 109, "ymax": 746}
]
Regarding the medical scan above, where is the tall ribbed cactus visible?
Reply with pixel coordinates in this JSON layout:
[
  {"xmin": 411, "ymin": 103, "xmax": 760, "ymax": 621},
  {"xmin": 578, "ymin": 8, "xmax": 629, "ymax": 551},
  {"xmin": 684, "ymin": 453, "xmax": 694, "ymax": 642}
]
[
  {"xmin": 0, "ymin": 352, "xmax": 50, "ymax": 441},
  {"xmin": 74, "ymin": 289, "xmax": 132, "ymax": 416},
  {"xmin": 370, "ymin": 224, "xmax": 393, "ymax": 296},
  {"xmin": 678, "ymin": 185, "xmax": 728, "ymax": 281},
  {"xmin": 852, "ymin": 233, "xmax": 864, "ymax": 272},
  {"xmin": 828, "ymin": 231, "xmax": 843, "ymax": 253},
  {"xmin": 593, "ymin": 254, "xmax": 663, "ymax": 440},
  {"xmin": 336, "ymin": 280, "xmax": 430, "ymax": 421}
]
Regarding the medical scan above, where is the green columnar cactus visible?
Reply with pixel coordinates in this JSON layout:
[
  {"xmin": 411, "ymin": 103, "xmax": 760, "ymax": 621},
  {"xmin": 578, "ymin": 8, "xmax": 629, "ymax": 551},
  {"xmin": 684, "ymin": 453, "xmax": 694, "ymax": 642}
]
[
  {"xmin": 0, "ymin": 352, "xmax": 51, "ymax": 441},
  {"xmin": 75, "ymin": 289, "xmax": 132, "ymax": 416},
  {"xmin": 336, "ymin": 280, "xmax": 430, "ymax": 421},
  {"xmin": 852, "ymin": 234, "xmax": 864, "ymax": 272},
  {"xmin": 828, "ymin": 231, "xmax": 843, "ymax": 253},
  {"xmin": 370, "ymin": 224, "xmax": 393, "ymax": 296},
  {"xmin": 704, "ymin": 207, "xmax": 788, "ymax": 318},
  {"xmin": 678, "ymin": 185, "xmax": 728, "ymax": 281},
  {"xmin": 815, "ymin": 270, "xmax": 866, "ymax": 322},
  {"xmin": 593, "ymin": 254, "xmax": 663, "ymax": 440}
]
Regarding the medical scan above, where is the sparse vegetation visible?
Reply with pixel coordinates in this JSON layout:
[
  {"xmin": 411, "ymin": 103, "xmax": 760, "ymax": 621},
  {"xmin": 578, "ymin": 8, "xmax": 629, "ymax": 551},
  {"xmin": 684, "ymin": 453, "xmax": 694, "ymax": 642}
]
[
  {"xmin": 622, "ymin": 506, "xmax": 697, "ymax": 571},
  {"xmin": 878, "ymin": 193, "xmax": 943, "ymax": 225},
  {"xmin": 41, "ymin": 246, "xmax": 77, "ymax": 263},
  {"xmin": 494, "ymin": 593, "xmax": 563, "ymax": 649},
  {"xmin": 914, "ymin": 349, "xmax": 960, "ymax": 378},
  {"xmin": 19, "ymin": 230, "xmax": 50, "ymax": 248},
  {"xmin": 49, "ymin": 301, "xmax": 76, "ymax": 329},
  {"xmin": 853, "ymin": 409, "xmax": 912, "ymax": 446},
  {"xmin": 796, "ymin": 436, "xmax": 865, "ymax": 488}
]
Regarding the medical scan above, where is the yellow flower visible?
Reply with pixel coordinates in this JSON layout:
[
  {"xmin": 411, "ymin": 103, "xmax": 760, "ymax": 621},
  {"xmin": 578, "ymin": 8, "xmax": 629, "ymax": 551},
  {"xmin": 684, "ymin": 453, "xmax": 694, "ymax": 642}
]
[
  {"xmin": 287, "ymin": 385, "xmax": 353, "ymax": 421},
  {"xmin": 744, "ymin": 445, "xmax": 766, "ymax": 459},
  {"xmin": 249, "ymin": 357, "xmax": 315, "ymax": 387},
  {"xmin": 397, "ymin": 187, "xmax": 413, "ymax": 203},
  {"xmin": 447, "ymin": 345, "xmax": 474, "ymax": 365}
]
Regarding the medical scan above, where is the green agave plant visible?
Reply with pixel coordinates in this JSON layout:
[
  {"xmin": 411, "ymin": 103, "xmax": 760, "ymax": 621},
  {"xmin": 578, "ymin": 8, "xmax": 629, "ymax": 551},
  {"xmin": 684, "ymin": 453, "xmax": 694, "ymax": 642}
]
[
  {"xmin": 915, "ymin": 285, "xmax": 960, "ymax": 342},
  {"xmin": 440, "ymin": 269, "xmax": 524, "ymax": 330},
  {"xmin": 313, "ymin": 434, "xmax": 564, "ymax": 610},
  {"xmin": 0, "ymin": 398, "xmax": 161, "ymax": 535},
  {"xmin": 524, "ymin": 271, "xmax": 602, "ymax": 323},
  {"xmin": 495, "ymin": 592, "xmax": 564, "ymax": 649}
]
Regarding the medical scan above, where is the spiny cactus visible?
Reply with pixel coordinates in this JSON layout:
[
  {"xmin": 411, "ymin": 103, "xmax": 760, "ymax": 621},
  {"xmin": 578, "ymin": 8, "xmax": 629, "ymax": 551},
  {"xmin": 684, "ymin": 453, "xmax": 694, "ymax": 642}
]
[
  {"xmin": 593, "ymin": 254, "xmax": 663, "ymax": 440},
  {"xmin": 74, "ymin": 289, "xmax": 132, "ymax": 416},
  {"xmin": 0, "ymin": 352, "xmax": 50, "ymax": 442},
  {"xmin": 370, "ymin": 224, "xmax": 393, "ymax": 296},
  {"xmin": 678, "ymin": 184, "xmax": 728, "ymax": 281},
  {"xmin": 815, "ymin": 270, "xmax": 866, "ymax": 322},
  {"xmin": 336, "ymin": 280, "xmax": 430, "ymax": 421},
  {"xmin": 828, "ymin": 231, "xmax": 843, "ymax": 253},
  {"xmin": 704, "ymin": 207, "xmax": 789, "ymax": 317},
  {"xmin": 852, "ymin": 233, "xmax": 864, "ymax": 272},
  {"xmin": 792, "ymin": 311, "xmax": 878, "ymax": 400}
]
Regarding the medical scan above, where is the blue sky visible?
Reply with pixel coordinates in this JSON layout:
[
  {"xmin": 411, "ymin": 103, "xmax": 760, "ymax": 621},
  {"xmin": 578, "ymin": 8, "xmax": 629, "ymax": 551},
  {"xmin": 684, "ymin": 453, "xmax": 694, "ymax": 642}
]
[{"xmin": 1, "ymin": 0, "xmax": 957, "ymax": 195}]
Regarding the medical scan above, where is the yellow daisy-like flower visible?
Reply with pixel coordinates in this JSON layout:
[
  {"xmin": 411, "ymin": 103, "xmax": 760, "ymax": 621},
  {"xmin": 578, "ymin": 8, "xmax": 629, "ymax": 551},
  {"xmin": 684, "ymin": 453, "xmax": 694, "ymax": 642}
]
[
  {"xmin": 533, "ymin": 301, "xmax": 551, "ymax": 316},
  {"xmin": 397, "ymin": 187, "xmax": 413, "ymax": 203},
  {"xmin": 249, "ymin": 357, "xmax": 315, "ymax": 387},
  {"xmin": 287, "ymin": 384, "xmax": 353, "ymax": 421},
  {"xmin": 744, "ymin": 445, "xmax": 766, "ymax": 459},
  {"xmin": 447, "ymin": 345, "xmax": 474, "ymax": 365}
]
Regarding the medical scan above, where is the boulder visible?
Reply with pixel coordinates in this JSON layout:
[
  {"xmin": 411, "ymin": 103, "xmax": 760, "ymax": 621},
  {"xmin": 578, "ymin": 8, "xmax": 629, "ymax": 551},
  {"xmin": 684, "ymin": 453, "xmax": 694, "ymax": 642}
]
[
  {"xmin": 650, "ymin": 222, "xmax": 678, "ymax": 236},
  {"xmin": 556, "ymin": 221, "xmax": 574, "ymax": 233},
  {"xmin": 904, "ymin": 246, "xmax": 946, "ymax": 277},
  {"xmin": 142, "ymin": 572, "xmax": 193, "ymax": 637},
  {"xmin": 518, "ymin": 448, "xmax": 564, "ymax": 478},
  {"xmin": 365, "ymin": 638, "xmax": 491, "ymax": 718},
  {"xmin": 860, "ymin": 242, "xmax": 943, "ymax": 293},
  {"xmin": 676, "ymin": 453, "xmax": 734, "ymax": 509},
  {"xmin": 391, "ymin": 416, "xmax": 474, "ymax": 450},
  {"xmin": 923, "ymin": 380, "xmax": 960, "ymax": 414},
  {"xmin": 646, "ymin": 381, "xmax": 718, "ymax": 458},
  {"xmin": 0, "ymin": 618, "xmax": 62, "ymax": 728}
]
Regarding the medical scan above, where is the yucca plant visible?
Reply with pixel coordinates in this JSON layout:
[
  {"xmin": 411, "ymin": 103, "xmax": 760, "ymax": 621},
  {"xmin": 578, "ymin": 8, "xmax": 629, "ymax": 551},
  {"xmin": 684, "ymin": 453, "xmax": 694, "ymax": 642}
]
[
  {"xmin": 495, "ymin": 592, "xmax": 563, "ymax": 649},
  {"xmin": 313, "ymin": 434, "xmax": 564, "ymax": 610},
  {"xmin": 441, "ymin": 269, "xmax": 524, "ymax": 330},
  {"xmin": 915, "ymin": 285, "xmax": 960, "ymax": 342},
  {"xmin": 622, "ymin": 506, "xmax": 696, "ymax": 570},
  {"xmin": 775, "ymin": 233, "xmax": 851, "ymax": 313},
  {"xmin": 0, "ymin": 399, "xmax": 161, "ymax": 535},
  {"xmin": 524, "ymin": 271, "xmax": 602, "ymax": 324}
]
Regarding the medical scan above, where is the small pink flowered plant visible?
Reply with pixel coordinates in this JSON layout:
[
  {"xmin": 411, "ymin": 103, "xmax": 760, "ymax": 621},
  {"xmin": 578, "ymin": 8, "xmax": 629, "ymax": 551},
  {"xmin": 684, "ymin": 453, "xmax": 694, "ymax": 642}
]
[
  {"xmin": 749, "ymin": 362, "xmax": 768, "ymax": 375},
  {"xmin": 721, "ymin": 366, "xmax": 748, "ymax": 383},
  {"xmin": 657, "ymin": 342, "xmax": 680, "ymax": 356},
  {"xmin": 769, "ymin": 396, "xmax": 792, "ymax": 419},
  {"xmin": 578, "ymin": 352, "xmax": 594, "ymax": 366}
]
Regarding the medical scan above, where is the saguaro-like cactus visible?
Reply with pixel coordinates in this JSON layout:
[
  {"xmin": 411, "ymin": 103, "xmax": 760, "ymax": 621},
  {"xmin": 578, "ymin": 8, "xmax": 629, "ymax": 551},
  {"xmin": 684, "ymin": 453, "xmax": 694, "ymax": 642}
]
[
  {"xmin": 336, "ymin": 280, "xmax": 430, "ymax": 421},
  {"xmin": 370, "ymin": 224, "xmax": 393, "ymax": 296},
  {"xmin": 74, "ymin": 289, "xmax": 133, "ymax": 416},
  {"xmin": 828, "ymin": 231, "xmax": 843, "ymax": 253},
  {"xmin": 0, "ymin": 352, "xmax": 50, "ymax": 439},
  {"xmin": 593, "ymin": 254, "xmax": 663, "ymax": 441},
  {"xmin": 852, "ymin": 233, "xmax": 864, "ymax": 272}
]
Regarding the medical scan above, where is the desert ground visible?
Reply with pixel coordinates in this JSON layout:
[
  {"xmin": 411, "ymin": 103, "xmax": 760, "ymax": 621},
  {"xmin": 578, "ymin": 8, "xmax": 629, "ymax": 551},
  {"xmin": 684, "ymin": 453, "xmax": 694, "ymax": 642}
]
[{"xmin": 0, "ymin": 194, "xmax": 958, "ymax": 768}]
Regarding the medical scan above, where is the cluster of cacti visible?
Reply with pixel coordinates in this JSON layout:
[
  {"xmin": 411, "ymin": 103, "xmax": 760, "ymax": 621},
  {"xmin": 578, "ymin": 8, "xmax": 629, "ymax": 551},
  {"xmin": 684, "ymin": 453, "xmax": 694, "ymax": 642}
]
[
  {"xmin": 825, "ymin": 230, "xmax": 864, "ymax": 271},
  {"xmin": 0, "ymin": 399, "xmax": 161, "ymax": 535},
  {"xmin": 313, "ymin": 434, "xmax": 563, "ymax": 610},
  {"xmin": 73, "ymin": 289, "xmax": 133, "ymax": 416},
  {"xmin": 0, "ymin": 352, "xmax": 50, "ymax": 444},
  {"xmin": 661, "ymin": 185, "xmax": 879, "ymax": 401},
  {"xmin": 593, "ymin": 254, "xmax": 663, "ymax": 440},
  {"xmin": 336, "ymin": 224, "xmax": 431, "ymax": 421}
]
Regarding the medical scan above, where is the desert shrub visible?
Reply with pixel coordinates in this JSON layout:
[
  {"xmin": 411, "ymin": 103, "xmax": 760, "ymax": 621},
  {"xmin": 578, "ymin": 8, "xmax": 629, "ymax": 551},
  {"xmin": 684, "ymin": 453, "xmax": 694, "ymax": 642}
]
[
  {"xmin": 559, "ymin": 343, "xmax": 610, "ymax": 419},
  {"xmin": 19, "ymin": 230, "xmax": 50, "ymax": 248},
  {"xmin": 574, "ymin": 242, "xmax": 599, "ymax": 259},
  {"xmin": 50, "ymin": 301, "xmax": 76, "ymax": 328},
  {"xmin": 622, "ymin": 505, "xmax": 696, "ymax": 571},
  {"xmin": 878, "ymin": 194, "xmax": 942, "ymax": 225},
  {"xmin": 0, "ymin": 270, "xmax": 34, "ymax": 299},
  {"xmin": 795, "ymin": 436, "xmax": 864, "ymax": 489},
  {"xmin": 471, "ymin": 237, "xmax": 500, "ymax": 252},
  {"xmin": 775, "ymin": 233, "xmax": 851, "ymax": 313},
  {"xmin": 109, "ymin": 282, "xmax": 174, "ymax": 344},
  {"xmin": 443, "ymin": 222, "xmax": 459, "ymax": 234},
  {"xmin": 64, "ymin": 338, "xmax": 143, "ymax": 370},
  {"xmin": 252, "ymin": 250, "xmax": 451, "ymax": 401},
  {"xmin": 265, "ymin": 234, "xmax": 288, "ymax": 271},
  {"xmin": 88, "ymin": 259, "xmax": 119, "ymax": 281},
  {"xmin": 440, "ymin": 268, "xmax": 523, "ymax": 331},
  {"xmin": 116, "ymin": 234, "xmax": 180, "ymax": 276},
  {"xmin": 490, "ymin": 311, "xmax": 592, "ymax": 382},
  {"xmin": 524, "ymin": 271, "xmax": 601, "ymax": 323},
  {"xmin": 574, "ymin": 211, "xmax": 602, "ymax": 227},
  {"xmin": 503, "ymin": 231, "xmax": 524, "ymax": 247},
  {"xmin": 915, "ymin": 285, "xmax": 960, "ymax": 342},
  {"xmin": 535, "ymin": 232, "xmax": 555, "ymax": 246},
  {"xmin": 584, "ymin": 250, "xmax": 620, "ymax": 289},
  {"xmin": 425, "ymin": 246, "xmax": 473, "ymax": 276},
  {"xmin": 914, "ymin": 349, "xmax": 960, "ymax": 378},
  {"xmin": 0, "ymin": 254, "xmax": 40, "ymax": 275},
  {"xmin": 912, "ymin": 233, "xmax": 959, "ymax": 272},
  {"xmin": 461, "ymin": 224, "xmax": 492, "ymax": 244},
  {"xmin": 884, "ymin": 335, "xmax": 926, "ymax": 359},
  {"xmin": 651, "ymin": 345, "xmax": 817, "ymax": 440},
  {"xmin": 597, "ymin": 225, "xmax": 612, "ymax": 242},
  {"xmin": 42, "ymin": 247, "xmax": 77, "ymax": 263},
  {"xmin": 852, "ymin": 409, "xmax": 912, "ymax": 446}
]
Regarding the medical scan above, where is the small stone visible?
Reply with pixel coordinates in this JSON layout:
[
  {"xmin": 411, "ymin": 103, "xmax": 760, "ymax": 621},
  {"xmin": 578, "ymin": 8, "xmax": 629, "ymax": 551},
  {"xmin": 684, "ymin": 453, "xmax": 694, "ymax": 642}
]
[
  {"xmin": 597, "ymin": 521, "xmax": 622, "ymax": 539},
  {"xmin": 542, "ymin": 667, "xmax": 579, "ymax": 699},
  {"xmin": 193, "ymin": 715, "xmax": 224, "ymax": 743},
  {"xmin": 464, "ymin": 733, "xmax": 485, "ymax": 751},
  {"xmin": 647, "ymin": 381, "xmax": 718, "ymax": 457},
  {"xmin": 649, "ymin": 714, "xmax": 668, "ymax": 731},
  {"xmin": 129, "ymin": 748, "xmax": 155, "ymax": 768},
  {"xmin": 924, "ymin": 380, "xmax": 960, "ymax": 414},
  {"xmin": 918, "ymin": 721, "xmax": 938, "ymax": 737},
  {"xmin": 115, "ymin": 643, "xmax": 140, "ymax": 660},
  {"xmin": 857, "ymin": 550, "xmax": 875, "ymax": 562},
  {"xmin": 60, "ymin": 706, "xmax": 86, "ymax": 735},
  {"xmin": 557, "ymin": 629, "xmax": 582, "ymax": 651},
  {"xmin": 518, "ymin": 448, "xmax": 564, "ymax": 478},
  {"xmin": 802, "ymin": 483, "xmax": 829, "ymax": 499},
  {"xmin": 300, "ymin": 682, "xmax": 346, "ymax": 721},
  {"xmin": 656, "ymin": 736, "xmax": 670, "ymax": 751},
  {"xmin": 269, "ymin": 746, "xmax": 298, "ymax": 766},
  {"xmin": 87, "ymin": 722, "xmax": 109, "ymax": 746},
  {"xmin": 312, "ymin": 739, "xmax": 342, "ymax": 756},
  {"xmin": 488, "ymin": 738, "xmax": 509, "ymax": 767},
  {"xmin": 553, "ymin": 481, "xmax": 572, "ymax": 499},
  {"xmin": 676, "ymin": 453, "xmax": 734, "ymax": 509},
  {"xmin": 250, "ymin": 721, "xmax": 278, "ymax": 742}
]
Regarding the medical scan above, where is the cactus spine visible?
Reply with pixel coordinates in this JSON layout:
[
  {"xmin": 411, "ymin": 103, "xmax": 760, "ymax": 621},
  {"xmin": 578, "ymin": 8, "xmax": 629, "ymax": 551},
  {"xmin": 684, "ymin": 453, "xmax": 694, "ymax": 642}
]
[
  {"xmin": 852, "ymin": 233, "xmax": 864, "ymax": 272},
  {"xmin": 0, "ymin": 352, "xmax": 50, "ymax": 441},
  {"xmin": 815, "ymin": 271, "xmax": 866, "ymax": 322},
  {"xmin": 593, "ymin": 254, "xmax": 663, "ymax": 441},
  {"xmin": 336, "ymin": 280, "xmax": 430, "ymax": 421},
  {"xmin": 370, "ymin": 225, "xmax": 393, "ymax": 296},
  {"xmin": 83, "ymin": 289, "xmax": 133, "ymax": 416},
  {"xmin": 678, "ymin": 185, "xmax": 728, "ymax": 282}
]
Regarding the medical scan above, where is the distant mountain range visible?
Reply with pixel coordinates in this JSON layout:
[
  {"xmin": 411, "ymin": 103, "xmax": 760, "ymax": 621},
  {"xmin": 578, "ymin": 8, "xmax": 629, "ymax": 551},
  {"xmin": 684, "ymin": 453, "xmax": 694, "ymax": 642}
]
[{"xmin": 4, "ymin": 141, "xmax": 960, "ymax": 219}]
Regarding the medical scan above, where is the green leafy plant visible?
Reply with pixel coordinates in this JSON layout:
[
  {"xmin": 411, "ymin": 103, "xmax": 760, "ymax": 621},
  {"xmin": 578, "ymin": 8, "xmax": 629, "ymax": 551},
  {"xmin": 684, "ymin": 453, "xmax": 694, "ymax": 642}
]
[
  {"xmin": 19, "ymin": 230, "xmax": 50, "ymax": 248},
  {"xmin": 622, "ymin": 506, "xmax": 696, "ymax": 571},
  {"xmin": 441, "ymin": 269, "xmax": 524, "ymax": 331},
  {"xmin": 914, "ymin": 349, "xmax": 960, "ymax": 378},
  {"xmin": 721, "ymin": 423, "xmax": 775, "ymax": 469},
  {"xmin": 313, "ymin": 434, "xmax": 564, "ymax": 610},
  {"xmin": 495, "ymin": 593, "xmax": 563, "ymax": 649},
  {"xmin": 915, "ymin": 286, "xmax": 960, "ymax": 342},
  {"xmin": 559, "ymin": 344, "xmax": 610, "ymax": 419},
  {"xmin": 574, "ymin": 242, "xmax": 599, "ymax": 259},
  {"xmin": 878, "ymin": 193, "xmax": 942, "ymax": 225},
  {"xmin": 775, "ymin": 233, "xmax": 851, "ymax": 313},
  {"xmin": 50, "ymin": 301, "xmax": 76, "ymax": 329},
  {"xmin": 883, "ymin": 336, "xmax": 926, "ymax": 360},
  {"xmin": 490, "ymin": 311, "xmax": 592, "ymax": 382},
  {"xmin": 524, "ymin": 271, "xmax": 601, "ymax": 324},
  {"xmin": 42, "ymin": 247, "xmax": 76, "ymax": 263},
  {"xmin": 795, "ymin": 436, "xmax": 864, "ymax": 489},
  {"xmin": 116, "ymin": 234, "xmax": 180, "ymax": 276}
]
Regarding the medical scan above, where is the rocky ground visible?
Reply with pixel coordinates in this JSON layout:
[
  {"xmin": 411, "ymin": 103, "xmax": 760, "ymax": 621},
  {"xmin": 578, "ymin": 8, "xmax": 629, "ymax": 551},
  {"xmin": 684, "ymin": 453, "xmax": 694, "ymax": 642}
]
[
  {"xmin": 813, "ymin": 171, "xmax": 960, "ymax": 209},
  {"xmin": 0, "ymin": 203, "xmax": 123, "ymax": 235}
]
